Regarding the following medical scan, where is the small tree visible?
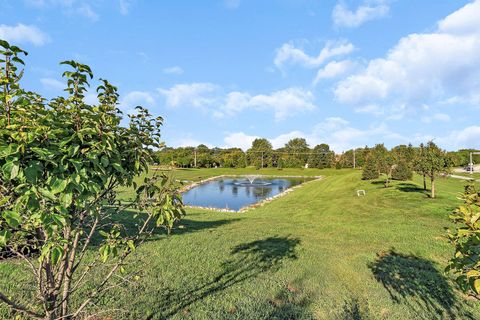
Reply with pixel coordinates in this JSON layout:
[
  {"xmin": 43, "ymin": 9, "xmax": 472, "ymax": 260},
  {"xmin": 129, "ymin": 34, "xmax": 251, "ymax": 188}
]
[
  {"xmin": 424, "ymin": 141, "xmax": 449, "ymax": 198},
  {"xmin": 0, "ymin": 41, "xmax": 184, "ymax": 319},
  {"xmin": 391, "ymin": 159, "xmax": 413, "ymax": 181},
  {"xmin": 362, "ymin": 155, "xmax": 379, "ymax": 180},
  {"xmin": 413, "ymin": 143, "xmax": 429, "ymax": 191},
  {"xmin": 446, "ymin": 184, "xmax": 480, "ymax": 297},
  {"xmin": 373, "ymin": 144, "xmax": 394, "ymax": 187}
]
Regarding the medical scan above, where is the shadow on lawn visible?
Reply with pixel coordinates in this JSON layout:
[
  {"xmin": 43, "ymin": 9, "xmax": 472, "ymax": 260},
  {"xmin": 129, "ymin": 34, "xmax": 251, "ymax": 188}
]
[
  {"xmin": 90, "ymin": 210, "xmax": 240, "ymax": 247},
  {"xmin": 152, "ymin": 236, "xmax": 301, "ymax": 319},
  {"xmin": 396, "ymin": 183, "xmax": 427, "ymax": 194},
  {"xmin": 368, "ymin": 248, "xmax": 474, "ymax": 319}
]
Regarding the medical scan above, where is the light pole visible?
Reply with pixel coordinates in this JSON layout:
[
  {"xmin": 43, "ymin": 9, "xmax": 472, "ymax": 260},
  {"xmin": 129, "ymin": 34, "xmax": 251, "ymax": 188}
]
[{"xmin": 469, "ymin": 152, "xmax": 480, "ymax": 174}]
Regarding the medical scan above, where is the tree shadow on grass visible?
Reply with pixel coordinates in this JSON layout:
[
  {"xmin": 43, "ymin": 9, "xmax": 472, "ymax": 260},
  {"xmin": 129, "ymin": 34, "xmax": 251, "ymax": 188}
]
[
  {"xmin": 396, "ymin": 183, "xmax": 427, "ymax": 194},
  {"xmin": 368, "ymin": 248, "xmax": 474, "ymax": 319},
  {"xmin": 89, "ymin": 210, "xmax": 240, "ymax": 247},
  {"xmin": 150, "ymin": 236, "xmax": 301, "ymax": 319},
  {"xmin": 331, "ymin": 297, "xmax": 373, "ymax": 320}
]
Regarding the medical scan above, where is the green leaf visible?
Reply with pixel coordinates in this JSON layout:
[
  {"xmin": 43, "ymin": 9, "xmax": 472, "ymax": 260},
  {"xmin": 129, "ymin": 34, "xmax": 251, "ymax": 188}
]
[
  {"xmin": 2, "ymin": 161, "xmax": 20, "ymax": 180},
  {"xmin": 0, "ymin": 230, "xmax": 12, "ymax": 247},
  {"xmin": 101, "ymin": 155, "xmax": 109, "ymax": 167},
  {"xmin": 51, "ymin": 247, "xmax": 63, "ymax": 265},
  {"xmin": 2, "ymin": 210, "xmax": 22, "ymax": 228},
  {"xmin": 39, "ymin": 188, "xmax": 56, "ymax": 201},
  {"xmin": 60, "ymin": 192, "xmax": 73, "ymax": 208},
  {"xmin": 474, "ymin": 279, "xmax": 480, "ymax": 294},
  {"xmin": 25, "ymin": 161, "xmax": 42, "ymax": 183},
  {"xmin": 112, "ymin": 162, "xmax": 125, "ymax": 173},
  {"xmin": 50, "ymin": 178, "xmax": 68, "ymax": 194}
]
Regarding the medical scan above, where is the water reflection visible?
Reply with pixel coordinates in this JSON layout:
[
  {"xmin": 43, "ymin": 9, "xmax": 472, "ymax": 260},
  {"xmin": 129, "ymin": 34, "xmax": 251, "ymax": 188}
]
[{"xmin": 183, "ymin": 177, "xmax": 311, "ymax": 211}]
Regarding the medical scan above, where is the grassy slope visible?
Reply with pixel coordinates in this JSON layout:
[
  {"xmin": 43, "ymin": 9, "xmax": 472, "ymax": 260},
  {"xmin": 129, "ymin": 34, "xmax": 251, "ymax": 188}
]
[{"xmin": 1, "ymin": 168, "xmax": 479, "ymax": 319}]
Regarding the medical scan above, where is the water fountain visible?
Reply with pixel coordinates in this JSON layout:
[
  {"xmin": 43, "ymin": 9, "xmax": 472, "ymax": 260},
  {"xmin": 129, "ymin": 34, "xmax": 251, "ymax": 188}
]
[{"xmin": 233, "ymin": 175, "xmax": 272, "ymax": 186}]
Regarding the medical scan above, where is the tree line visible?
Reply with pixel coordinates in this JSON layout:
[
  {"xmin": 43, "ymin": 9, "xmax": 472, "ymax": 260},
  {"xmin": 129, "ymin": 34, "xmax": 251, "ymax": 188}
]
[{"xmin": 155, "ymin": 138, "xmax": 476, "ymax": 174}]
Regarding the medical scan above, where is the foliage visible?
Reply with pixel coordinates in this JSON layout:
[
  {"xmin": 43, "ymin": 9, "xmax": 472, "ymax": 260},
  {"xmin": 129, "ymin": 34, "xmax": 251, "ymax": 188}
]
[
  {"xmin": 424, "ymin": 141, "xmax": 449, "ymax": 198},
  {"xmin": 0, "ymin": 40, "xmax": 184, "ymax": 319},
  {"xmin": 281, "ymin": 138, "xmax": 309, "ymax": 168},
  {"xmin": 362, "ymin": 155, "xmax": 379, "ymax": 180},
  {"xmin": 392, "ymin": 159, "xmax": 413, "ymax": 181},
  {"xmin": 372, "ymin": 144, "xmax": 394, "ymax": 187},
  {"xmin": 447, "ymin": 184, "xmax": 480, "ymax": 298},
  {"xmin": 247, "ymin": 138, "xmax": 273, "ymax": 169},
  {"xmin": 308, "ymin": 144, "xmax": 334, "ymax": 169}
]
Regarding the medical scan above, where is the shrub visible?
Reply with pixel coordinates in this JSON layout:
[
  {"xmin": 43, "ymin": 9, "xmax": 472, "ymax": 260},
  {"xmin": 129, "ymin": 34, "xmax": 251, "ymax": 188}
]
[{"xmin": 392, "ymin": 159, "xmax": 413, "ymax": 181}]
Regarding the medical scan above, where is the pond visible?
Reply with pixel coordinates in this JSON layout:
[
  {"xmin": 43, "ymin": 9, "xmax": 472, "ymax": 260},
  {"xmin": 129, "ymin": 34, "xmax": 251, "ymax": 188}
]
[{"xmin": 182, "ymin": 176, "xmax": 314, "ymax": 211}]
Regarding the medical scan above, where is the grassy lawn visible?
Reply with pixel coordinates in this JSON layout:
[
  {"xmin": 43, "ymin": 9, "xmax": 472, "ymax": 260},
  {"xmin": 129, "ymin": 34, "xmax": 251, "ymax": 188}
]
[{"xmin": 2, "ymin": 168, "xmax": 480, "ymax": 319}]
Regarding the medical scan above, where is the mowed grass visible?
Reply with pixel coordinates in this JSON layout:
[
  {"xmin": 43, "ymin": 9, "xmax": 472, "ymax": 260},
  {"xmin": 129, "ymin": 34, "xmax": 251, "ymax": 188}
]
[{"xmin": 1, "ymin": 168, "xmax": 480, "ymax": 319}]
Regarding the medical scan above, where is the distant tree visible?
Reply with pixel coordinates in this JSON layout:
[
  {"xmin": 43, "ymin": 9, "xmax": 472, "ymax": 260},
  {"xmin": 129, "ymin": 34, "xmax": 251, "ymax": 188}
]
[
  {"xmin": 413, "ymin": 143, "xmax": 429, "ymax": 190},
  {"xmin": 309, "ymin": 144, "xmax": 334, "ymax": 168},
  {"xmin": 247, "ymin": 138, "xmax": 273, "ymax": 168},
  {"xmin": 283, "ymin": 138, "xmax": 310, "ymax": 167},
  {"xmin": 447, "ymin": 184, "xmax": 480, "ymax": 297},
  {"xmin": 392, "ymin": 158, "xmax": 413, "ymax": 181},
  {"xmin": 424, "ymin": 141, "xmax": 449, "ymax": 198},
  {"xmin": 362, "ymin": 155, "xmax": 379, "ymax": 180},
  {"xmin": 373, "ymin": 144, "xmax": 394, "ymax": 187}
]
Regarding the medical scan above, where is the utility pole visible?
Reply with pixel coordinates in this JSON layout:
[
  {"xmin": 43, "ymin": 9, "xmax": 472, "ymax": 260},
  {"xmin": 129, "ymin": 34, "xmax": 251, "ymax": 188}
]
[
  {"xmin": 194, "ymin": 148, "xmax": 197, "ymax": 168},
  {"xmin": 353, "ymin": 148, "xmax": 356, "ymax": 169},
  {"xmin": 469, "ymin": 152, "xmax": 480, "ymax": 174}
]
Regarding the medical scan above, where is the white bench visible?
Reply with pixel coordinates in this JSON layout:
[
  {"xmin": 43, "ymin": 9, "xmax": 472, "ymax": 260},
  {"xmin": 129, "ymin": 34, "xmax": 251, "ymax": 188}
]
[{"xmin": 357, "ymin": 190, "xmax": 366, "ymax": 197}]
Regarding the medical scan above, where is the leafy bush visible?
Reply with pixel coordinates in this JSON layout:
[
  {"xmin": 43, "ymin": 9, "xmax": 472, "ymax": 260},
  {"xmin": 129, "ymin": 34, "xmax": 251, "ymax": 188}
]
[
  {"xmin": 447, "ymin": 185, "xmax": 480, "ymax": 297},
  {"xmin": 362, "ymin": 157, "xmax": 379, "ymax": 180},
  {"xmin": 391, "ymin": 159, "xmax": 413, "ymax": 181},
  {"xmin": 0, "ymin": 40, "xmax": 184, "ymax": 319}
]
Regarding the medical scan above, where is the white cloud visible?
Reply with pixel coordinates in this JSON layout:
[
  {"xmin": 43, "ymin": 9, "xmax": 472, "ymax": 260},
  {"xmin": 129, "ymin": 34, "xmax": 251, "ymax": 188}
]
[
  {"xmin": 23, "ymin": 0, "xmax": 99, "ymax": 21},
  {"xmin": 158, "ymin": 83, "xmax": 316, "ymax": 121},
  {"xmin": 174, "ymin": 137, "xmax": 212, "ymax": 148},
  {"xmin": 0, "ymin": 23, "xmax": 49, "ymax": 46},
  {"xmin": 274, "ymin": 40, "xmax": 355, "ymax": 70},
  {"xmin": 437, "ymin": 126, "xmax": 480, "ymax": 150},
  {"xmin": 40, "ymin": 78, "xmax": 64, "ymax": 91},
  {"xmin": 163, "ymin": 66, "xmax": 184, "ymax": 75},
  {"xmin": 332, "ymin": 0, "xmax": 390, "ymax": 28},
  {"xmin": 334, "ymin": 0, "xmax": 480, "ymax": 108},
  {"xmin": 77, "ymin": 3, "xmax": 98, "ymax": 21},
  {"xmin": 313, "ymin": 60, "xmax": 357, "ymax": 84},
  {"xmin": 219, "ymin": 87, "xmax": 316, "ymax": 121},
  {"xmin": 119, "ymin": 0, "xmax": 131, "ymax": 15},
  {"xmin": 224, "ymin": 132, "xmax": 259, "ymax": 150},
  {"xmin": 438, "ymin": 0, "xmax": 480, "ymax": 35},
  {"xmin": 421, "ymin": 113, "xmax": 451, "ymax": 123},
  {"xmin": 120, "ymin": 91, "xmax": 155, "ymax": 113},
  {"xmin": 354, "ymin": 104, "xmax": 384, "ymax": 116},
  {"xmin": 158, "ymin": 83, "xmax": 219, "ymax": 108}
]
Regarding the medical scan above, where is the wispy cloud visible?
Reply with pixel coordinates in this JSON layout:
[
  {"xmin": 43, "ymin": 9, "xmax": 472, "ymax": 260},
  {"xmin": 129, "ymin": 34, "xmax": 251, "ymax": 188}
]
[
  {"xmin": 0, "ymin": 23, "xmax": 49, "ymax": 46},
  {"xmin": 163, "ymin": 66, "xmax": 184, "ymax": 75},
  {"xmin": 274, "ymin": 40, "xmax": 355, "ymax": 70},
  {"xmin": 332, "ymin": 0, "xmax": 390, "ymax": 28}
]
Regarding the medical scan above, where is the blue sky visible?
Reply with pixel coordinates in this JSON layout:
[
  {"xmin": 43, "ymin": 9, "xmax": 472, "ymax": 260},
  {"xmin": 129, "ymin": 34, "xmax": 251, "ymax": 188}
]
[{"xmin": 1, "ymin": 0, "xmax": 479, "ymax": 151}]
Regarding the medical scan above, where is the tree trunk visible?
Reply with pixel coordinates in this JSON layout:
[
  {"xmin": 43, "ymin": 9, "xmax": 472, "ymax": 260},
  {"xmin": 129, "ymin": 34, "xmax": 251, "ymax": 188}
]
[
  {"xmin": 423, "ymin": 174, "xmax": 427, "ymax": 190},
  {"xmin": 431, "ymin": 176, "xmax": 435, "ymax": 198}
]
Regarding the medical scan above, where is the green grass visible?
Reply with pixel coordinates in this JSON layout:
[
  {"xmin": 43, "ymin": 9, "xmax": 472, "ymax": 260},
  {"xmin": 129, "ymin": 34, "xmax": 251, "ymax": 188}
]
[{"xmin": 2, "ymin": 168, "xmax": 480, "ymax": 319}]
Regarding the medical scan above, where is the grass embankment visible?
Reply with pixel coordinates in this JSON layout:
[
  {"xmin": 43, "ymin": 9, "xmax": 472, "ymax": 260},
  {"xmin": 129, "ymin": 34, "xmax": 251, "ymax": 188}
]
[{"xmin": 1, "ymin": 168, "xmax": 479, "ymax": 319}]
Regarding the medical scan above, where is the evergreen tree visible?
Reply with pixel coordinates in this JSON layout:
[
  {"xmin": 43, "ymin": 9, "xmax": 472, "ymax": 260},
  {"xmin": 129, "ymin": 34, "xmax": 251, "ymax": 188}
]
[
  {"xmin": 362, "ymin": 156, "xmax": 380, "ymax": 180},
  {"xmin": 392, "ymin": 159, "xmax": 413, "ymax": 181}
]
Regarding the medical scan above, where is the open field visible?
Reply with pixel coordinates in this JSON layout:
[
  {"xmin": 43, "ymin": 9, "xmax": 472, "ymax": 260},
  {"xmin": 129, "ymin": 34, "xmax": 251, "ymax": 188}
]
[{"xmin": 2, "ymin": 168, "xmax": 480, "ymax": 319}]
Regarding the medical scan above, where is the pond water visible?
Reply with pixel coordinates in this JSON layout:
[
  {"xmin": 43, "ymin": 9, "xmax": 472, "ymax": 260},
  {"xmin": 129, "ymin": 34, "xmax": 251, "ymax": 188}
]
[{"xmin": 182, "ymin": 176, "xmax": 313, "ymax": 211}]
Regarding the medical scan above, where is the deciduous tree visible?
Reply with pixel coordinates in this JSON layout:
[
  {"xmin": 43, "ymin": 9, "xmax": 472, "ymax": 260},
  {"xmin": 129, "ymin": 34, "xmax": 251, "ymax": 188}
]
[{"xmin": 0, "ymin": 41, "xmax": 184, "ymax": 319}]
